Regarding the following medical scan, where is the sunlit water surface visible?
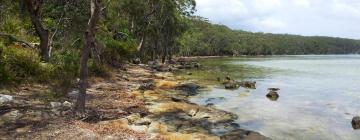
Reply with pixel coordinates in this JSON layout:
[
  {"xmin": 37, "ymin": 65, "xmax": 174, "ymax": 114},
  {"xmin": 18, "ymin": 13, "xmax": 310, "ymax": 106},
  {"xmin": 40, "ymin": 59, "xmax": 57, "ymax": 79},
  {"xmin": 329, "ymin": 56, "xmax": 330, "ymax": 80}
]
[{"xmin": 181, "ymin": 55, "xmax": 360, "ymax": 140}]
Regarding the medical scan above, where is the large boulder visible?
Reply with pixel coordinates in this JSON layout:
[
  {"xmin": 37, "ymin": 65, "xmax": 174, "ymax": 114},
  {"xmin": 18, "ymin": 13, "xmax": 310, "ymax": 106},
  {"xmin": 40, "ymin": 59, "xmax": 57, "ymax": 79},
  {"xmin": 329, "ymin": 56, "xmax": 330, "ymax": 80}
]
[{"xmin": 352, "ymin": 116, "xmax": 360, "ymax": 129}]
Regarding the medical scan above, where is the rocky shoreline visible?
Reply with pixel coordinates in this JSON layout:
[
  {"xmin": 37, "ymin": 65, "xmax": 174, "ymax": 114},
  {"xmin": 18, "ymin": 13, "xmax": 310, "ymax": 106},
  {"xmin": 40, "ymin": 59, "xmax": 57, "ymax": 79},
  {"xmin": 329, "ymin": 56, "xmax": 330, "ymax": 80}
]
[{"xmin": 0, "ymin": 59, "xmax": 269, "ymax": 140}]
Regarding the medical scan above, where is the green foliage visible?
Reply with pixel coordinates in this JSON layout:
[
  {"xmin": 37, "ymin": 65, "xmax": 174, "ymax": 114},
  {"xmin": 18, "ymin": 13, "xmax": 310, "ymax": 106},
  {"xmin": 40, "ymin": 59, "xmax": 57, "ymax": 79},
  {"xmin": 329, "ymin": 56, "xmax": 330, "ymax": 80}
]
[
  {"xmin": 88, "ymin": 60, "xmax": 110, "ymax": 78},
  {"xmin": 48, "ymin": 50, "xmax": 80, "ymax": 95},
  {"xmin": 177, "ymin": 18, "xmax": 360, "ymax": 56},
  {"xmin": 0, "ymin": 44, "xmax": 46, "ymax": 85}
]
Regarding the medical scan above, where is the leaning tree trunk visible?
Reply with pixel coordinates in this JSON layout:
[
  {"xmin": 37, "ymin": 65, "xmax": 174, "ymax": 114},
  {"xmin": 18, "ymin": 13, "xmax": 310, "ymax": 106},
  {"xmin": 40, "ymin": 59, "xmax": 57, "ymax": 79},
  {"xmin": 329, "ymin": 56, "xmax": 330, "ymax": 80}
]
[
  {"xmin": 75, "ymin": 0, "xmax": 101, "ymax": 113},
  {"xmin": 25, "ymin": 0, "xmax": 50, "ymax": 62}
]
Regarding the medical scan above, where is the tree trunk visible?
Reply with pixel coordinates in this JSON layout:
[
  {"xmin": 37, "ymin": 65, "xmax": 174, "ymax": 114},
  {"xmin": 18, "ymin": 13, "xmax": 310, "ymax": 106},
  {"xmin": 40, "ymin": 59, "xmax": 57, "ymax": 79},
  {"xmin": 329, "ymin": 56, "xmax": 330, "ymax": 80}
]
[
  {"xmin": 75, "ymin": 0, "xmax": 101, "ymax": 113},
  {"xmin": 151, "ymin": 41, "xmax": 157, "ymax": 61},
  {"xmin": 24, "ymin": 0, "xmax": 50, "ymax": 62},
  {"xmin": 138, "ymin": 36, "xmax": 147, "ymax": 62},
  {"xmin": 161, "ymin": 45, "xmax": 167, "ymax": 63}
]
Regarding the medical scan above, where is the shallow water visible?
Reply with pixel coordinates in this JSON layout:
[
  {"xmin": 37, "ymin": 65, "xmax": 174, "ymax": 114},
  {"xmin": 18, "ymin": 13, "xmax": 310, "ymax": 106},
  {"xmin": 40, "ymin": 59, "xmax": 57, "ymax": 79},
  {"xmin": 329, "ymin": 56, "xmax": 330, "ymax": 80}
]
[{"xmin": 183, "ymin": 55, "xmax": 360, "ymax": 140}]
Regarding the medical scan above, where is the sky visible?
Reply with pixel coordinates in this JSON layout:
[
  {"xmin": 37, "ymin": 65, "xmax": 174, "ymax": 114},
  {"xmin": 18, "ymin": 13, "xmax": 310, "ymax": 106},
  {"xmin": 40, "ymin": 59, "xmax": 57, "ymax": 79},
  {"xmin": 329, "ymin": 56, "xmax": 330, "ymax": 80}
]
[{"xmin": 195, "ymin": 0, "xmax": 360, "ymax": 39}]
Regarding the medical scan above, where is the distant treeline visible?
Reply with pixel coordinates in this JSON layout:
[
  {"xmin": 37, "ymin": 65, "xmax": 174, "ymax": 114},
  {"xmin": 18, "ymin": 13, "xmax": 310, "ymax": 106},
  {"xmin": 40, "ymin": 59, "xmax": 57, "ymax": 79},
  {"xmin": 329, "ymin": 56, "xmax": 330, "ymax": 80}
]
[{"xmin": 177, "ymin": 18, "xmax": 360, "ymax": 56}]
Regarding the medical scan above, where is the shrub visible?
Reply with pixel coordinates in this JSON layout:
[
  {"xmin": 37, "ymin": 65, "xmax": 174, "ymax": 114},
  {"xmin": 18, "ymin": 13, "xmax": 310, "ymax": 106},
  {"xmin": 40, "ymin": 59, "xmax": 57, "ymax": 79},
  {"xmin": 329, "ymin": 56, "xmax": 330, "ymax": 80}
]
[
  {"xmin": 88, "ymin": 59, "xmax": 110, "ymax": 78},
  {"xmin": 49, "ymin": 50, "xmax": 80, "ymax": 96},
  {"xmin": 101, "ymin": 38, "xmax": 137, "ymax": 66},
  {"xmin": 0, "ymin": 44, "xmax": 45, "ymax": 86}
]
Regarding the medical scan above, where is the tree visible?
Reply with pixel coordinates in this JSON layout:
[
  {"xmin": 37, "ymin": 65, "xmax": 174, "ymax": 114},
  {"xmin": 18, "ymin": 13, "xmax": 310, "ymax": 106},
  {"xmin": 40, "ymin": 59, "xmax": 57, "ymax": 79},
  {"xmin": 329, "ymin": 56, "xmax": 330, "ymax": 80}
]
[
  {"xmin": 75, "ymin": 0, "xmax": 101, "ymax": 113},
  {"xmin": 24, "ymin": 0, "xmax": 50, "ymax": 62}
]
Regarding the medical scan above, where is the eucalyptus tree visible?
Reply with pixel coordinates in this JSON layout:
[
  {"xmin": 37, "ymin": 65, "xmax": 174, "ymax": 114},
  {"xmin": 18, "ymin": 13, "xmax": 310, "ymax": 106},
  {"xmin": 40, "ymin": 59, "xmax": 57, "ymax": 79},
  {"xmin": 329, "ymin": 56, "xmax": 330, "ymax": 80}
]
[
  {"xmin": 75, "ymin": 0, "xmax": 102, "ymax": 114},
  {"xmin": 23, "ymin": 0, "xmax": 51, "ymax": 62}
]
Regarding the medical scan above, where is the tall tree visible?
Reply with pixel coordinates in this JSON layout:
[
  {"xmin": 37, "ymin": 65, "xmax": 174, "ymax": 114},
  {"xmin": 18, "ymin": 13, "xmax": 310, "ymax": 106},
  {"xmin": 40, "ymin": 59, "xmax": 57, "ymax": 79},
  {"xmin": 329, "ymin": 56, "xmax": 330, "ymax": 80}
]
[
  {"xmin": 24, "ymin": 0, "xmax": 50, "ymax": 62},
  {"xmin": 75, "ymin": 0, "xmax": 101, "ymax": 113}
]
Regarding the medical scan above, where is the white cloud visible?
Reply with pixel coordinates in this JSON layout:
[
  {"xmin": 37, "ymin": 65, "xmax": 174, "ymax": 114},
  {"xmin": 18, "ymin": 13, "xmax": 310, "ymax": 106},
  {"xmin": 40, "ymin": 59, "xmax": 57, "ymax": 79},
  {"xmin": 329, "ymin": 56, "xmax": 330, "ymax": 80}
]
[
  {"xmin": 294, "ymin": 0, "xmax": 310, "ymax": 8},
  {"xmin": 195, "ymin": 0, "xmax": 360, "ymax": 39}
]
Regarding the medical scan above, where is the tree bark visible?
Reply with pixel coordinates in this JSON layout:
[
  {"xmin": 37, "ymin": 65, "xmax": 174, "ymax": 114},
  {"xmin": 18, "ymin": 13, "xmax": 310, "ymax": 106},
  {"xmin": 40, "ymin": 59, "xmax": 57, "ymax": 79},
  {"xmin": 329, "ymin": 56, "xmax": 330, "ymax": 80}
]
[
  {"xmin": 161, "ymin": 45, "xmax": 167, "ymax": 63},
  {"xmin": 75, "ymin": 0, "xmax": 101, "ymax": 113},
  {"xmin": 24, "ymin": 0, "xmax": 50, "ymax": 62}
]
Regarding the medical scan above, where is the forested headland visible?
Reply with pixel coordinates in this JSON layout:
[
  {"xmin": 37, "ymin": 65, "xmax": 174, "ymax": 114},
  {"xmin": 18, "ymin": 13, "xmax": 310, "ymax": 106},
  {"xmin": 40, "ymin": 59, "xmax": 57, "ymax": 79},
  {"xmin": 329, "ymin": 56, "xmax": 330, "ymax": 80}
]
[{"xmin": 178, "ymin": 17, "xmax": 360, "ymax": 56}]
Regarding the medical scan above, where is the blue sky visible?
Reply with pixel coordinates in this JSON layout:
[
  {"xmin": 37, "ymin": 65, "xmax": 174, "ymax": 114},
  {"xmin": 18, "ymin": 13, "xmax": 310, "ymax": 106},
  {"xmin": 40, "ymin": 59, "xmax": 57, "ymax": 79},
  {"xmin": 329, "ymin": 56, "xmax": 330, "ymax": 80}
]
[{"xmin": 195, "ymin": 0, "xmax": 360, "ymax": 39}]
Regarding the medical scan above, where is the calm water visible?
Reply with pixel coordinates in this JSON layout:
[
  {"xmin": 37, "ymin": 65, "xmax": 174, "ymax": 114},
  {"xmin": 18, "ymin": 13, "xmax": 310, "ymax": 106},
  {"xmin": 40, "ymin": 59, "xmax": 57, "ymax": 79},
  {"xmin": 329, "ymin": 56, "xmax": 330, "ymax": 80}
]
[{"xmin": 183, "ymin": 55, "xmax": 360, "ymax": 140}]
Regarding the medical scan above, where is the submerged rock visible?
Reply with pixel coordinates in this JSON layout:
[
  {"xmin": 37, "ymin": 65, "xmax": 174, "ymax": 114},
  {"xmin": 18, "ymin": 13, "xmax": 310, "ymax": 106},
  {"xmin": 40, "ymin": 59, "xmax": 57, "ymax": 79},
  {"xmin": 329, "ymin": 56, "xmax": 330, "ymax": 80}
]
[
  {"xmin": 175, "ymin": 83, "xmax": 201, "ymax": 96},
  {"xmin": 221, "ymin": 129, "xmax": 269, "ymax": 140},
  {"xmin": 266, "ymin": 91, "xmax": 279, "ymax": 101},
  {"xmin": 239, "ymin": 81, "xmax": 256, "ymax": 89},
  {"xmin": 223, "ymin": 81, "xmax": 240, "ymax": 90},
  {"xmin": 268, "ymin": 88, "xmax": 280, "ymax": 91},
  {"xmin": 352, "ymin": 116, "xmax": 360, "ymax": 129}
]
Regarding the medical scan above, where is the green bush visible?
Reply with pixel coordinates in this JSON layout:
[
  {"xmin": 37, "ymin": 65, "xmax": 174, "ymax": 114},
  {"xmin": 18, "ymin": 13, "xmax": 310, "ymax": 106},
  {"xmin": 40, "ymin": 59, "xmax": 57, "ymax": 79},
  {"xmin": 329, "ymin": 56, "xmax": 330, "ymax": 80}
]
[
  {"xmin": 88, "ymin": 59, "xmax": 110, "ymax": 78},
  {"xmin": 49, "ymin": 50, "xmax": 80, "ymax": 96},
  {"xmin": 102, "ymin": 38, "xmax": 137, "ymax": 65},
  {"xmin": 0, "ymin": 44, "xmax": 46, "ymax": 86}
]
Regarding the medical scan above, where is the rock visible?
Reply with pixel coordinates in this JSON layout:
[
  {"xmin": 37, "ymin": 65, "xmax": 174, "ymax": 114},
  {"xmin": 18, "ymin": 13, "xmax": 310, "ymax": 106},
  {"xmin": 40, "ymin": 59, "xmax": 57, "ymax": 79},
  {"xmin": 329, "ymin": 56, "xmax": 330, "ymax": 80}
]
[
  {"xmin": 122, "ymin": 75, "xmax": 129, "ymax": 81},
  {"xmin": 154, "ymin": 64, "xmax": 171, "ymax": 72},
  {"xmin": 186, "ymin": 72, "xmax": 193, "ymax": 75},
  {"xmin": 0, "ymin": 110, "xmax": 22, "ymax": 124},
  {"xmin": 67, "ymin": 90, "xmax": 79, "ymax": 99},
  {"xmin": 205, "ymin": 98, "xmax": 216, "ymax": 103},
  {"xmin": 148, "ymin": 61, "xmax": 158, "ymax": 66},
  {"xmin": 50, "ymin": 102, "xmax": 62, "ymax": 109},
  {"xmin": 225, "ymin": 76, "xmax": 231, "ymax": 81},
  {"xmin": 223, "ymin": 81, "xmax": 240, "ymax": 90},
  {"xmin": 239, "ymin": 81, "xmax": 256, "ymax": 89},
  {"xmin": 167, "ymin": 59, "xmax": 176, "ymax": 64},
  {"xmin": 0, "ymin": 89, "xmax": 11, "ymax": 94},
  {"xmin": 127, "ymin": 113, "xmax": 151, "ymax": 125},
  {"xmin": 132, "ymin": 58, "xmax": 141, "ymax": 64},
  {"xmin": 148, "ymin": 122, "xmax": 168, "ymax": 133},
  {"xmin": 188, "ymin": 108, "xmax": 199, "ymax": 117},
  {"xmin": 352, "ymin": 116, "xmax": 360, "ymax": 129},
  {"xmin": 221, "ymin": 129, "xmax": 269, "ymax": 140},
  {"xmin": 139, "ymin": 80, "xmax": 155, "ymax": 90},
  {"xmin": 0, "ymin": 94, "xmax": 13, "ymax": 106},
  {"xmin": 175, "ymin": 83, "xmax": 201, "ymax": 96},
  {"xmin": 171, "ymin": 96, "xmax": 186, "ymax": 102},
  {"xmin": 62, "ymin": 101, "xmax": 73, "ymax": 108},
  {"xmin": 206, "ymin": 103, "xmax": 215, "ymax": 107},
  {"xmin": 266, "ymin": 91, "xmax": 279, "ymax": 101},
  {"xmin": 268, "ymin": 88, "xmax": 280, "ymax": 91}
]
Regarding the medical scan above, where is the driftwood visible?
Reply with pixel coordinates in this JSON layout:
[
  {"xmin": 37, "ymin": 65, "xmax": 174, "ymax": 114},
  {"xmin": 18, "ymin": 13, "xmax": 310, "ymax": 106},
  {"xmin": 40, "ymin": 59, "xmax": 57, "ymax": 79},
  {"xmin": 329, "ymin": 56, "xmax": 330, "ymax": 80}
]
[{"xmin": 0, "ymin": 33, "xmax": 34, "ymax": 48}]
